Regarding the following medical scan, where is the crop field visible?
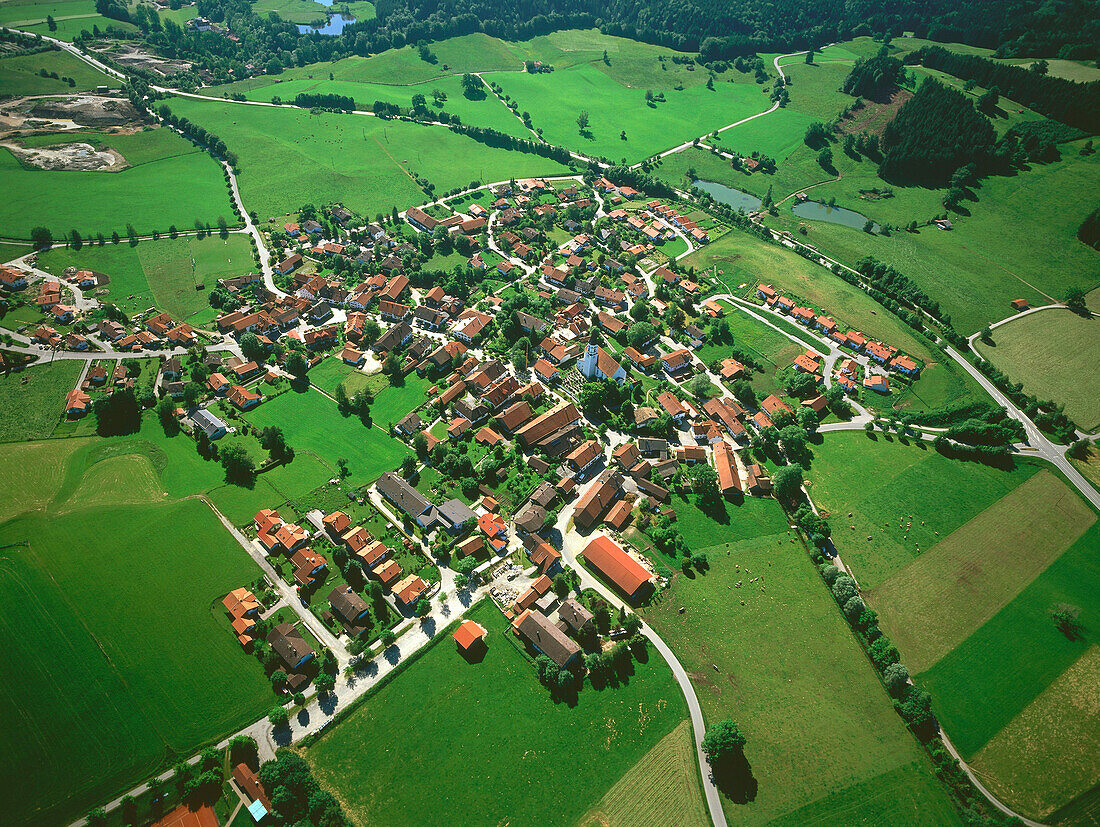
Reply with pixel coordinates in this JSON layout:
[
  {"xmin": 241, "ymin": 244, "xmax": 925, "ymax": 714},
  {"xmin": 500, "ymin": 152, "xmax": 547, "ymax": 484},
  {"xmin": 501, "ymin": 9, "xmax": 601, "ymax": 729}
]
[
  {"xmin": 243, "ymin": 386, "xmax": 410, "ymax": 481},
  {"xmin": 0, "ymin": 497, "xmax": 270, "ymax": 827},
  {"xmin": 0, "ymin": 436, "xmax": 92, "ymax": 521},
  {"xmin": 307, "ymin": 599, "xmax": 689, "ymax": 827},
  {"xmin": 0, "ymin": 127, "xmax": 235, "ymax": 239},
  {"xmin": 977, "ymin": 309, "xmax": 1100, "ymax": 430},
  {"xmin": 639, "ymin": 496, "xmax": 958, "ymax": 826},
  {"xmin": 682, "ymin": 229, "xmax": 982, "ymax": 412},
  {"xmin": 163, "ymin": 96, "xmax": 572, "ymax": 219},
  {"xmin": 578, "ymin": 719, "xmax": 708, "ymax": 827},
  {"xmin": 0, "ymin": 359, "xmax": 82, "ymax": 442},
  {"xmin": 0, "ymin": 0, "xmax": 136, "ymax": 39},
  {"xmin": 0, "ymin": 48, "xmax": 114, "ymax": 95},
  {"xmin": 37, "ymin": 233, "xmax": 255, "ymax": 322}
]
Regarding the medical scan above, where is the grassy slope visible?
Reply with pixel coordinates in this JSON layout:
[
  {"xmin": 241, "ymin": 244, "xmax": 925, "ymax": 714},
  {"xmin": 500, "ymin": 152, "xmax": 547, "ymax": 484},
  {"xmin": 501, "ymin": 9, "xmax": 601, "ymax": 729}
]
[
  {"xmin": 37, "ymin": 234, "xmax": 256, "ymax": 322},
  {"xmin": 641, "ymin": 496, "xmax": 958, "ymax": 825},
  {"xmin": 977, "ymin": 308, "xmax": 1100, "ymax": 431},
  {"xmin": 0, "ymin": 127, "xmax": 235, "ymax": 239},
  {"xmin": 0, "ymin": 48, "xmax": 113, "ymax": 94},
  {"xmin": 0, "ymin": 360, "xmax": 83, "ymax": 442},
  {"xmin": 0, "ymin": 0, "xmax": 137, "ymax": 39},
  {"xmin": 307, "ymin": 600, "xmax": 688, "ymax": 827},
  {"xmin": 163, "ymin": 96, "xmax": 571, "ymax": 218}
]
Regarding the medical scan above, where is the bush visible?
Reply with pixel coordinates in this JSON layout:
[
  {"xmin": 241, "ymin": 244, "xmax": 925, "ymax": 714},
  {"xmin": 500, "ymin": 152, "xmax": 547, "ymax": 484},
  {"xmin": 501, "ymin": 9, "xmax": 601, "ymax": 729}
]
[
  {"xmin": 820, "ymin": 564, "xmax": 840, "ymax": 585},
  {"xmin": 831, "ymin": 575, "xmax": 858, "ymax": 604},
  {"xmin": 883, "ymin": 662, "xmax": 911, "ymax": 697}
]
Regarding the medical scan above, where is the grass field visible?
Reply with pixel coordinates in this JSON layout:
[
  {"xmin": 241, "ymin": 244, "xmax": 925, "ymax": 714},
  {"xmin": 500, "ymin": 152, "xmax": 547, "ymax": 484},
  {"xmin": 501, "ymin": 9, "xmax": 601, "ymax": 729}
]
[
  {"xmin": 578, "ymin": 719, "xmax": 708, "ymax": 827},
  {"xmin": 0, "ymin": 360, "xmax": 82, "ymax": 442},
  {"xmin": 251, "ymin": 0, "xmax": 374, "ymax": 24},
  {"xmin": 307, "ymin": 599, "xmax": 690, "ymax": 826},
  {"xmin": 243, "ymin": 386, "xmax": 410, "ymax": 482},
  {"xmin": 977, "ymin": 309, "xmax": 1100, "ymax": 431},
  {"xmin": 163, "ymin": 96, "xmax": 572, "ymax": 219},
  {"xmin": 37, "ymin": 234, "xmax": 255, "ymax": 322},
  {"xmin": 639, "ymin": 495, "xmax": 959, "ymax": 825},
  {"xmin": 696, "ymin": 306, "xmax": 807, "ymax": 398},
  {"xmin": 681, "ymin": 229, "xmax": 983, "ymax": 412},
  {"xmin": 0, "ymin": 127, "xmax": 235, "ymax": 239},
  {"xmin": 0, "ymin": 48, "xmax": 114, "ymax": 94},
  {"xmin": 306, "ymin": 356, "xmax": 372, "ymax": 397},
  {"xmin": 0, "ymin": 498, "xmax": 270, "ymax": 827},
  {"xmin": 0, "ymin": 0, "xmax": 137, "ymax": 39}
]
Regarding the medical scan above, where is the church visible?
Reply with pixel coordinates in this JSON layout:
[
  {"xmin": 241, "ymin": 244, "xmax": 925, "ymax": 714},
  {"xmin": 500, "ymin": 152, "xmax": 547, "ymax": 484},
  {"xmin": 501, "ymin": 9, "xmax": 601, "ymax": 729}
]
[{"xmin": 577, "ymin": 329, "xmax": 627, "ymax": 384}]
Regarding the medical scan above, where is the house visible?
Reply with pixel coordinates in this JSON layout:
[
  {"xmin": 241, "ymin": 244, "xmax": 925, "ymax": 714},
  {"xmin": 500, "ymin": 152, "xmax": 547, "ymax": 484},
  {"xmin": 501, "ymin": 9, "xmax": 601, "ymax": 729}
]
[
  {"xmin": 372, "ymin": 559, "xmax": 402, "ymax": 588},
  {"xmin": 613, "ymin": 442, "xmax": 641, "ymax": 469},
  {"xmin": 273, "ymin": 522, "xmax": 310, "ymax": 552},
  {"xmin": 761, "ymin": 394, "xmax": 794, "ymax": 418},
  {"xmin": 376, "ymin": 471, "xmax": 436, "ymax": 528},
  {"xmin": 566, "ymin": 439, "xmax": 602, "ymax": 475},
  {"xmin": 713, "ymin": 441, "xmax": 741, "ymax": 497},
  {"xmin": 396, "ymin": 411, "xmax": 424, "ymax": 437},
  {"xmin": 793, "ymin": 353, "xmax": 821, "ymax": 375},
  {"xmin": 453, "ymin": 620, "xmax": 487, "ymax": 654},
  {"xmin": 558, "ymin": 598, "xmax": 593, "ymax": 634},
  {"xmin": 719, "ymin": 358, "xmax": 745, "ymax": 381},
  {"xmin": 656, "ymin": 391, "xmax": 687, "ymax": 423},
  {"xmin": 322, "ymin": 511, "xmax": 351, "ymax": 536},
  {"xmin": 745, "ymin": 463, "xmax": 772, "ymax": 496},
  {"xmin": 498, "ymin": 400, "xmax": 535, "ymax": 432},
  {"xmin": 623, "ymin": 346, "xmax": 656, "ymax": 372},
  {"xmin": 65, "ymin": 389, "xmax": 91, "ymax": 418},
  {"xmin": 394, "ymin": 574, "xmax": 429, "ymax": 607},
  {"xmin": 341, "ymin": 345, "xmax": 365, "ymax": 366},
  {"xmin": 374, "ymin": 322, "xmax": 412, "ymax": 354},
  {"xmin": 190, "ymin": 409, "xmax": 228, "ymax": 440},
  {"xmin": 514, "ymin": 401, "xmax": 581, "ymax": 448},
  {"xmin": 573, "ymin": 469, "xmax": 624, "ymax": 531},
  {"xmin": 661, "ymin": 349, "xmax": 693, "ymax": 377},
  {"xmin": 328, "ymin": 586, "xmax": 370, "ymax": 629},
  {"xmin": 580, "ymin": 535, "xmax": 655, "ymax": 603},
  {"xmin": 266, "ymin": 623, "xmax": 314, "ymax": 670},
  {"xmin": 290, "ymin": 549, "xmax": 327, "ymax": 585},
  {"xmin": 802, "ymin": 394, "xmax": 829, "ymax": 414},
  {"xmin": 512, "ymin": 609, "xmax": 581, "ymax": 667},
  {"xmin": 864, "ymin": 374, "xmax": 891, "ymax": 393},
  {"xmin": 406, "ymin": 206, "xmax": 439, "ymax": 232},
  {"xmin": 890, "ymin": 355, "xmax": 920, "ymax": 377},
  {"xmin": 1011, "ymin": 298, "xmax": 1029, "ymax": 311},
  {"xmin": 274, "ymin": 254, "xmax": 302, "ymax": 275},
  {"xmin": 227, "ymin": 385, "xmax": 261, "ymax": 410}
]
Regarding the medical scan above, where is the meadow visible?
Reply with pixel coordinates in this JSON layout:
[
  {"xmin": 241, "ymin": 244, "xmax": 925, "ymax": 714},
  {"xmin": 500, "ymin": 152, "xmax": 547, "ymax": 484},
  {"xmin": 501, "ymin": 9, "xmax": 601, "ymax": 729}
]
[
  {"xmin": 0, "ymin": 498, "xmax": 270, "ymax": 827},
  {"xmin": 0, "ymin": 127, "xmax": 236, "ymax": 239},
  {"xmin": 0, "ymin": 48, "xmax": 114, "ymax": 94},
  {"xmin": 697, "ymin": 306, "xmax": 807, "ymax": 398},
  {"xmin": 0, "ymin": 359, "xmax": 82, "ymax": 442},
  {"xmin": 639, "ymin": 495, "xmax": 959, "ymax": 825},
  {"xmin": 0, "ymin": 0, "xmax": 136, "ymax": 39},
  {"xmin": 163, "ymin": 96, "xmax": 572, "ymax": 219},
  {"xmin": 37, "ymin": 233, "xmax": 255, "ymax": 322},
  {"xmin": 977, "ymin": 309, "xmax": 1100, "ymax": 430},
  {"xmin": 306, "ymin": 599, "xmax": 691, "ymax": 827},
  {"xmin": 251, "ymin": 0, "xmax": 375, "ymax": 24}
]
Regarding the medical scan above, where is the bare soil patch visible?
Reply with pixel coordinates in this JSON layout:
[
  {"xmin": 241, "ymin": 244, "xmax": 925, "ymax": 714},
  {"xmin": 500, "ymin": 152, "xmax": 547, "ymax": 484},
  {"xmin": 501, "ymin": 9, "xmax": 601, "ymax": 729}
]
[
  {"xmin": 3, "ymin": 139, "xmax": 126, "ymax": 170},
  {"xmin": 837, "ymin": 88, "xmax": 911, "ymax": 136},
  {"xmin": 90, "ymin": 43, "xmax": 192, "ymax": 78}
]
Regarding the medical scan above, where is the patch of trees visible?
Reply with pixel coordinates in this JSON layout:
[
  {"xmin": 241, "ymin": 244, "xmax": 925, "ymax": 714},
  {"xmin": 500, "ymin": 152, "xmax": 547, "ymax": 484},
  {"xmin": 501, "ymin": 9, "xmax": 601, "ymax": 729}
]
[
  {"xmin": 157, "ymin": 104, "xmax": 239, "ymax": 167},
  {"xmin": 911, "ymin": 45, "xmax": 1100, "ymax": 133},
  {"xmin": 258, "ymin": 751, "xmax": 351, "ymax": 827},
  {"xmin": 841, "ymin": 47, "xmax": 906, "ymax": 98},
  {"xmin": 94, "ymin": 387, "xmax": 142, "ymax": 436},
  {"xmin": 879, "ymin": 78, "xmax": 996, "ymax": 186},
  {"xmin": 853, "ymin": 256, "xmax": 941, "ymax": 320},
  {"xmin": 906, "ymin": 399, "xmax": 1001, "ymax": 427},
  {"xmin": 294, "ymin": 92, "xmax": 356, "ymax": 111}
]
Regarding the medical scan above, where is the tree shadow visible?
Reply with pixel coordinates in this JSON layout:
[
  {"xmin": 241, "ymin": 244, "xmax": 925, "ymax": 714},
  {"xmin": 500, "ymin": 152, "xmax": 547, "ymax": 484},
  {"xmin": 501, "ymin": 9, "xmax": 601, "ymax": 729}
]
[
  {"xmin": 712, "ymin": 750, "xmax": 758, "ymax": 804},
  {"xmin": 318, "ymin": 691, "xmax": 338, "ymax": 716},
  {"xmin": 296, "ymin": 707, "xmax": 310, "ymax": 726},
  {"xmin": 383, "ymin": 643, "xmax": 400, "ymax": 665}
]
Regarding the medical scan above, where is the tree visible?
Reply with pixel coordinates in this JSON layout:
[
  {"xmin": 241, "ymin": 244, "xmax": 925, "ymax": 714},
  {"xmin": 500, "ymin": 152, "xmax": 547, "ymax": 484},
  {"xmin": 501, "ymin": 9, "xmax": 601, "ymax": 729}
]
[
  {"xmin": 156, "ymin": 396, "xmax": 179, "ymax": 435},
  {"xmin": 772, "ymin": 465, "xmax": 803, "ymax": 501},
  {"xmin": 260, "ymin": 425, "xmax": 290, "ymax": 462},
  {"xmin": 86, "ymin": 808, "xmax": 107, "ymax": 827},
  {"xmin": 285, "ymin": 351, "xmax": 308, "ymax": 379},
  {"xmin": 805, "ymin": 48, "xmax": 815, "ymax": 64},
  {"xmin": 863, "ymin": 219, "xmax": 875, "ymax": 233},
  {"xmin": 30, "ymin": 226, "xmax": 52, "ymax": 250},
  {"xmin": 831, "ymin": 575, "xmax": 858, "ymax": 604},
  {"xmin": 577, "ymin": 110, "xmax": 590, "ymax": 132},
  {"xmin": 1051, "ymin": 607, "xmax": 1083, "ymax": 639},
  {"xmin": 1065, "ymin": 287, "xmax": 1087, "ymax": 311},
  {"xmin": 461, "ymin": 73, "xmax": 482, "ymax": 99},
  {"xmin": 239, "ymin": 332, "xmax": 265, "ymax": 363},
  {"xmin": 381, "ymin": 630, "xmax": 396, "ymax": 647},
  {"xmin": 976, "ymin": 87, "xmax": 999, "ymax": 115},
  {"xmin": 268, "ymin": 705, "xmax": 289, "ymax": 726},
  {"xmin": 843, "ymin": 595, "xmax": 866, "ymax": 622},
  {"xmin": 363, "ymin": 319, "xmax": 381, "ymax": 344},
  {"xmin": 701, "ymin": 719, "xmax": 746, "ymax": 764},
  {"xmin": 94, "ymin": 388, "xmax": 141, "ymax": 437},
  {"xmin": 692, "ymin": 463, "xmax": 720, "ymax": 504},
  {"xmin": 220, "ymin": 442, "xmax": 256, "ymax": 485},
  {"xmin": 47, "ymin": 14, "xmax": 57, "ymax": 30},
  {"xmin": 883, "ymin": 662, "xmax": 910, "ymax": 696},
  {"xmin": 817, "ymin": 146, "xmax": 833, "ymax": 170},
  {"xmin": 315, "ymin": 672, "xmax": 336, "ymax": 693}
]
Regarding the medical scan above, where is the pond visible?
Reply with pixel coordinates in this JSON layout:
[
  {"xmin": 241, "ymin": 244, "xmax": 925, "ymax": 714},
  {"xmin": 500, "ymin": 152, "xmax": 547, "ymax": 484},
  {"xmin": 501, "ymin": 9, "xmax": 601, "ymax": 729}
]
[
  {"xmin": 792, "ymin": 200, "xmax": 880, "ymax": 232},
  {"xmin": 693, "ymin": 180, "xmax": 761, "ymax": 213},
  {"xmin": 297, "ymin": 13, "xmax": 356, "ymax": 34}
]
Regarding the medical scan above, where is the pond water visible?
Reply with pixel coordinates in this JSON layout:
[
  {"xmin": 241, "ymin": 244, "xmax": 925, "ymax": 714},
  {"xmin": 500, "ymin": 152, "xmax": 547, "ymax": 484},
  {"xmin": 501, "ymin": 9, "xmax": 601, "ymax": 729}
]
[
  {"xmin": 792, "ymin": 200, "xmax": 880, "ymax": 232},
  {"xmin": 297, "ymin": 13, "xmax": 356, "ymax": 34},
  {"xmin": 693, "ymin": 180, "xmax": 762, "ymax": 212}
]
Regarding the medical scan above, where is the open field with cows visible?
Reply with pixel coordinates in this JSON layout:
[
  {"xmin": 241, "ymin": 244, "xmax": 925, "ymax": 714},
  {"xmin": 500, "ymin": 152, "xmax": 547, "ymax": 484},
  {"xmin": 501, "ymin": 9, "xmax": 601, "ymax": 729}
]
[
  {"xmin": 307, "ymin": 599, "xmax": 691, "ymax": 827},
  {"xmin": 639, "ymin": 494, "xmax": 959, "ymax": 826},
  {"xmin": 0, "ymin": 127, "xmax": 236, "ymax": 239},
  {"xmin": 977, "ymin": 308, "xmax": 1100, "ymax": 431}
]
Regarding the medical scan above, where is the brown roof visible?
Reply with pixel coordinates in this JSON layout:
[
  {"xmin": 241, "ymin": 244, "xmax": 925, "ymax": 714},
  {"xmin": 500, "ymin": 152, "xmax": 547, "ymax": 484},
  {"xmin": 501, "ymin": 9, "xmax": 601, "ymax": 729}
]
[
  {"xmin": 514, "ymin": 401, "xmax": 581, "ymax": 447},
  {"xmin": 581, "ymin": 535, "xmax": 654, "ymax": 599},
  {"xmin": 573, "ymin": 469, "xmax": 623, "ymax": 531},
  {"xmin": 513, "ymin": 609, "xmax": 581, "ymax": 667}
]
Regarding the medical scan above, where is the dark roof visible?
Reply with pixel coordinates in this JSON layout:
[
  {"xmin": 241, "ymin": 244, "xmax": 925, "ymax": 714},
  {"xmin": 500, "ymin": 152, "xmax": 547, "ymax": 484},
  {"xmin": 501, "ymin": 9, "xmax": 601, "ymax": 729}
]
[
  {"xmin": 515, "ymin": 610, "xmax": 581, "ymax": 667},
  {"xmin": 266, "ymin": 623, "xmax": 313, "ymax": 669},
  {"xmin": 438, "ymin": 498, "xmax": 476, "ymax": 529},
  {"xmin": 558, "ymin": 598, "xmax": 593, "ymax": 633},
  {"xmin": 376, "ymin": 471, "xmax": 431, "ymax": 519},
  {"xmin": 328, "ymin": 586, "xmax": 369, "ymax": 624}
]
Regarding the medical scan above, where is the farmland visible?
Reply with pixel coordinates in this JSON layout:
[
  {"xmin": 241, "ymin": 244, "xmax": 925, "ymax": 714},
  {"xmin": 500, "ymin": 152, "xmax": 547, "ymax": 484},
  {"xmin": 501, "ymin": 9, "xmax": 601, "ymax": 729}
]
[
  {"xmin": 0, "ymin": 0, "xmax": 137, "ymax": 39},
  {"xmin": 639, "ymin": 495, "xmax": 958, "ymax": 825},
  {"xmin": 977, "ymin": 308, "xmax": 1100, "ymax": 430},
  {"xmin": 0, "ymin": 127, "xmax": 235, "ymax": 239},
  {"xmin": 0, "ymin": 48, "xmax": 114, "ymax": 95},
  {"xmin": 0, "ymin": 359, "xmax": 83, "ymax": 442},
  {"xmin": 163, "ymin": 96, "xmax": 572, "ymax": 219},
  {"xmin": 307, "ymin": 599, "xmax": 691, "ymax": 827},
  {"xmin": 37, "ymin": 233, "xmax": 256, "ymax": 322},
  {"xmin": 251, "ymin": 0, "xmax": 375, "ymax": 25}
]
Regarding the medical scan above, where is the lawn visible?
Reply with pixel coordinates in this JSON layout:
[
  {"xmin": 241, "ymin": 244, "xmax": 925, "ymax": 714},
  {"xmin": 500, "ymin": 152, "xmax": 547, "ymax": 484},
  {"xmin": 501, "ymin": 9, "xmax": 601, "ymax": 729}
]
[
  {"xmin": 243, "ymin": 386, "xmax": 410, "ymax": 482},
  {"xmin": 0, "ymin": 359, "xmax": 82, "ymax": 442},
  {"xmin": 371, "ymin": 372, "xmax": 432, "ymax": 425},
  {"xmin": 0, "ymin": 436, "xmax": 93, "ymax": 521},
  {"xmin": 804, "ymin": 433, "xmax": 1042, "ymax": 589},
  {"xmin": 163, "ymin": 96, "xmax": 572, "ymax": 219},
  {"xmin": 307, "ymin": 356, "xmax": 370, "ymax": 397},
  {"xmin": 0, "ymin": 48, "xmax": 114, "ymax": 95},
  {"xmin": 977, "ymin": 308, "xmax": 1100, "ymax": 431},
  {"xmin": 0, "ymin": 127, "xmax": 236, "ymax": 239},
  {"xmin": 639, "ymin": 495, "xmax": 959, "ymax": 825},
  {"xmin": 306, "ymin": 599, "xmax": 690, "ymax": 827},
  {"xmin": 37, "ymin": 233, "xmax": 256, "ymax": 322},
  {"xmin": 0, "ymin": 498, "xmax": 271, "ymax": 827}
]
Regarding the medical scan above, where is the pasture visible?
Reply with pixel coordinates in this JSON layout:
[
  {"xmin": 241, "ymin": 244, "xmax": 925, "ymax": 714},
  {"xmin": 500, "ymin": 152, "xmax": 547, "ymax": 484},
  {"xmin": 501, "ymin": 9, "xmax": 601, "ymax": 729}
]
[
  {"xmin": 639, "ymin": 497, "xmax": 958, "ymax": 825},
  {"xmin": 0, "ymin": 48, "xmax": 114, "ymax": 95},
  {"xmin": 306, "ymin": 600, "xmax": 689, "ymax": 827},
  {"xmin": 0, "ymin": 359, "xmax": 82, "ymax": 442},
  {"xmin": 0, "ymin": 498, "xmax": 270, "ymax": 827},
  {"xmin": 37, "ymin": 233, "xmax": 255, "ymax": 322},
  {"xmin": 0, "ymin": 0, "xmax": 136, "ymax": 39},
  {"xmin": 251, "ymin": 0, "xmax": 375, "ymax": 24},
  {"xmin": 163, "ymin": 96, "xmax": 572, "ymax": 219},
  {"xmin": 0, "ymin": 127, "xmax": 235, "ymax": 239},
  {"xmin": 978, "ymin": 308, "xmax": 1100, "ymax": 431}
]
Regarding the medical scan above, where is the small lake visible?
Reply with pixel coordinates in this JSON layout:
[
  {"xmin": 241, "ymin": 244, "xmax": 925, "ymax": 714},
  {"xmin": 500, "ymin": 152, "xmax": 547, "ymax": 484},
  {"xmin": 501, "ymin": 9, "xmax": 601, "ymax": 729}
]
[
  {"xmin": 297, "ymin": 13, "xmax": 355, "ymax": 34},
  {"xmin": 693, "ymin": 180, "xmax": 761, "ymax": 213},
  {"xmin": 792, "ymin": 200, "xmax": 880, "ymax": 232}
]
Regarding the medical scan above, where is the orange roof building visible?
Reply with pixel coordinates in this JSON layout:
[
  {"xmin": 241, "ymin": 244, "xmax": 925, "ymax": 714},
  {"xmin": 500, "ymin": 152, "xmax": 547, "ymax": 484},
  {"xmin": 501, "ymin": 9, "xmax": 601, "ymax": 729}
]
[
  {"xmin": 453, "ymin": 619, "xmax": 487, "ymax": 652},
  {"xmin": 580, "ymin": 535, "xmax": 654, "ymax": 602}
]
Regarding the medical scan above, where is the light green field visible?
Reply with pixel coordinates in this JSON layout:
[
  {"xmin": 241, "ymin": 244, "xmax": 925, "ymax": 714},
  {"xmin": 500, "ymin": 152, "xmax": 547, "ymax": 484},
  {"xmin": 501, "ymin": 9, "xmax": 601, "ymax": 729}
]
[
  {"xmin": 163, "ymin": 95, "xmax": 572, "ymax": 218},
  {"xmin": 0, "ymin": 436, "xmax": 92, "ymax": 520},
  {"xmin": 307, "ymin": 599, "xmax": 689, "ymax": 827},
  {"xmin": 0, "ymin": 359, "xmax": 82, "ymax": 442},
  {"xmin": 0, "ymin": 127, "xmax": 235, "ymax": 239},
  {"xmin": 251, "ymin": 0, "xmax": 374, "ymax": 24},
  {"xmin": 0, "ymin": 48, "xmax": 113, "ymax": 94},
  {"xmin": 640, "ymin": 496, "xmax": 959, "ymax": 825},
  {"xmin": 37, "ymin": 233, "xmax": 255, "ymax": 322},
  {"xmin": 0, "ymin": 0, "xmax": 137, "ymax": 39},
  {"xmin": 978, "ymin": 309, "xmax": 1100, "ymax": 431},
  {"xmin": 0, "ymin": 496, "xmax": 269, "ymax": 827},
  {"xmin": 371, "ymin": 372, "xmax": 431, "ymax": 425}
]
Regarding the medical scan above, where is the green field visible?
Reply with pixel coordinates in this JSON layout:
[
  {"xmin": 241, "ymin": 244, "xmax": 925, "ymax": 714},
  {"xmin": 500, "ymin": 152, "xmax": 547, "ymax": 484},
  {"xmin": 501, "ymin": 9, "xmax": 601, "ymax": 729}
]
[
  {"xmin": 640, "ymin": 495, "xmax": 959, "ymax": 825},
  {"xmin": 0, "ymin": 128, "xmax": 235, "ymax": 239},
  {"xmin": 0, "ymin": 0, "xmax": 137, "ymax": 39},
  {"xmin": 978, "ymin": 309, "xmax": 1100, "ymax": 431},
  {"xmin": 251, "ymin": 0, "xmax": 374, "ymax": 24},
  {"xmin": 37, "ymin": 233, "xmax": 255, "ymax": 323},
  {"xmin": 0, "ymin": 496, "xmax": 270, "ymax": 827},
  {"xmin": 163, "ymin": 96, "xmax": 572, "ymax": 219},
  {"xmin": 0, "ymin": 359, "xmax": 82, "ymax": 442},
  {"xmin": 0, "ymin": 48, "xmax": 114, "ymax": 94},
  {"xmin": 307, "ymin": 599, "xmax": 690, "ymax": 827},
  {"xmin": 243, "ymin": 386, "xmax": 410, "ymax": 482}
]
